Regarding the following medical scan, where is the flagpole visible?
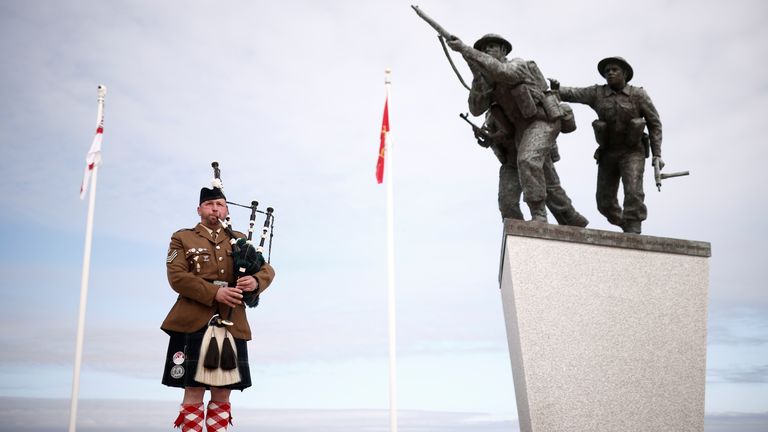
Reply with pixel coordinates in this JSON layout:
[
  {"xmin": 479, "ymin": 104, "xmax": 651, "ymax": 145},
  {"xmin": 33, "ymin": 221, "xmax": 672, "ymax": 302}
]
[
  {"xmin": 69, "ymin": 85, "xmax": 106, "ymax": 432},
  {"xmin": 384, "ymin": 68, "xmax": 398, "ymax": 432},
  {"xmin": 69, "ymin": 165, "xmax": 98, "ymax": 432}
]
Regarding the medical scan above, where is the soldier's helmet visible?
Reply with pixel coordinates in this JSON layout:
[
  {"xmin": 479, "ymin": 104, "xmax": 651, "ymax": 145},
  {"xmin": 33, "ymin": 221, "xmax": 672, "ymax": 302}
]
[
  {"xmin": 598, "ymin": 56, "xmax": 634, "ymax": 82},
  {"xmin": 473, "ymin": 34, "xmax": 512, "ymax": 55}
]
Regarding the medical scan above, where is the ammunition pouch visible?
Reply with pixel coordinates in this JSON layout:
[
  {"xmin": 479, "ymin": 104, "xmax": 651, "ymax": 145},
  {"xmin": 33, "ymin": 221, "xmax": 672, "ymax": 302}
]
[
  {"xmin": 560, "ymin": 103, "xmax": 576, "ymax": 133},
  {"xmin": 592, "ymin": 120, "xmax": 607, "ymax": 163},
  {"xmin": 592, "ymin": 120, "xmax": 608, "ymax": 146},
  {"xmin": 541, "ymin": 92, "xmax": 564, "ymax": 121},
  {"xmin": 625, "ymin": 118, "xmax": 647, "ymax": 149}
]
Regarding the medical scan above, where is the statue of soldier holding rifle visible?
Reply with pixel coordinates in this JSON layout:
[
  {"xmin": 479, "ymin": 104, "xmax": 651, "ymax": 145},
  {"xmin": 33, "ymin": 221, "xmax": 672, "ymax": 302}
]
[{"xmin": 413, "ymin": 5, "xmax": 587, "ymax": 225}]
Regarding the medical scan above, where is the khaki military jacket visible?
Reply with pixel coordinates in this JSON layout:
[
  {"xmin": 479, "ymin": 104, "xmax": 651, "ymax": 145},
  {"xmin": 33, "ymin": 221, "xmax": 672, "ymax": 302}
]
[{"xmin": 161, "ymin": 223, "xmax": 275, "ymax": 340}]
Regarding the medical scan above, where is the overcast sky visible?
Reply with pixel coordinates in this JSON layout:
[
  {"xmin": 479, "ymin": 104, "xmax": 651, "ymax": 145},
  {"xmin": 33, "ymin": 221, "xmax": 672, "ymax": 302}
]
[{"xmin": 1, "ymin": 0, "xmax": 766, "ymax": 430}]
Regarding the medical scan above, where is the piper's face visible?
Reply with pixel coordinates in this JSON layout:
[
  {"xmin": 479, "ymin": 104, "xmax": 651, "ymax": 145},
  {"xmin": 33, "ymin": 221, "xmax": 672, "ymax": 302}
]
[
  {"xmin": 604, "ymin": 63, "xmax": 627, "ymax": 89},
  {"xmin": 482, "ymin": 42, "xmax": 507, "ymax": 60},
  {"xmin": 198, "ymin": 198, "xmax": 228, "ymax": 229}
]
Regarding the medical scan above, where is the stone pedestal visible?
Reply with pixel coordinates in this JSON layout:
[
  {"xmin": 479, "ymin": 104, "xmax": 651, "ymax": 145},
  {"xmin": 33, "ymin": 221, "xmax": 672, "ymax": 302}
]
[{"xmin": 499, "ymin": 220, "xmax": 711, "ymax": 432}]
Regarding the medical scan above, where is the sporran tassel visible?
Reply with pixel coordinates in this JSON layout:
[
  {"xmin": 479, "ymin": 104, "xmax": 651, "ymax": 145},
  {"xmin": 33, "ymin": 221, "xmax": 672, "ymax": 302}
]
[
  {"xmin": 203, "ymin": 329, "xmax": 220, "ymax": 369},
  {"xmin": 219, "ymin": 330, "xmax": 238, "ymax": 371}
]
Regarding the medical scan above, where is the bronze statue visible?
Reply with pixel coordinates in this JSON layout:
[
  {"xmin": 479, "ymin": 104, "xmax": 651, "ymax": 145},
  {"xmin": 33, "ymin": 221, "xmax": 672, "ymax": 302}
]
[
  {"xmin": 550, "ymin": 57, "xmax": 663, "ymax": 234},
  {"xmin": 446, "ymin": 33, "xmax": 585, "ymax": 224},
  {"xmin": 412, "ymin": 6, "xmax": 585, "ymax": 225}
]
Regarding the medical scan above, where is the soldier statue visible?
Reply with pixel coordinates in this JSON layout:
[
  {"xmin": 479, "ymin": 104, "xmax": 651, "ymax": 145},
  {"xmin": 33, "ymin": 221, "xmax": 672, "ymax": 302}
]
[
  {"xmin": 447, "ymin": 34, "xmax": 585, "ymax": 224},
  {"xmin": 550, "ymin": 57, "xmax": 662, "ymax": 234}
]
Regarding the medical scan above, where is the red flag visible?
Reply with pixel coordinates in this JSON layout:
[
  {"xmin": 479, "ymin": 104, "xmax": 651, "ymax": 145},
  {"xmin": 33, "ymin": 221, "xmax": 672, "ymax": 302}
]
[{"xmin": 376, "ymin": 96, "xmax": 389, "ymax": 184}]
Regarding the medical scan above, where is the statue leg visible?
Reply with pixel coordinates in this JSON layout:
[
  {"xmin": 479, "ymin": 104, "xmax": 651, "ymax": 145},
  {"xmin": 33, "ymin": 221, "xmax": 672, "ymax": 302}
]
[
  {"xmin": 596, "ymin": 152, "xmax": 624, "ymax": 226},
  {"xmin": 499, "ymin": 162, "xmax": 524, "ymax": 221},
  {"xmin": 619, "ymin": 151, "xmax": 647, "ymax": 233},
  {"xmin": 517, "ymin": 120, "xmax": 557, "ymax": 222},
  {"xmin": 543, "ymin": 158, "xmax": 589, "ymax": 227}
]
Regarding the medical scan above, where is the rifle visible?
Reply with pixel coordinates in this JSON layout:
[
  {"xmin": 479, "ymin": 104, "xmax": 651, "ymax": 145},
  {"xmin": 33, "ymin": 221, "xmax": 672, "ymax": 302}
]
[
  {"xmin": 460, "ymin": 113, "xmax": 511, "ymax": 164},
  {"xmin": 412, "ymin": 5, "xmax": 471, "ymax": 91},
  {"xmin": 459, "ymin": 113, "xmax": 490, "ymax": 147},
  {"xmin": 654, "ymin": 158, "xmax": 690, "ymax": 191},
  {"xmin": 412, "ymin": 5, "xmax": 452, "ymax": 39}
]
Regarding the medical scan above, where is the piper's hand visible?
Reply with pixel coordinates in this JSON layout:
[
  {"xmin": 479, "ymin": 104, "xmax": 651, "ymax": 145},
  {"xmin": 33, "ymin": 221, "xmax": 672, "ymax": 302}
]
[
  {"xmin": 236, "ymin": 275, "xmax": 258, "ymax": 293},
  {"xmin": 653, "ymin": 156, "xmax": 665, "ymax": 170},
  {"xmin": 548, "ymin": 78, "xmax": 560, "ymax": 90},
  {"xmin": 215, "ymin": 286, "xmax": 243, "ymax": 308}
]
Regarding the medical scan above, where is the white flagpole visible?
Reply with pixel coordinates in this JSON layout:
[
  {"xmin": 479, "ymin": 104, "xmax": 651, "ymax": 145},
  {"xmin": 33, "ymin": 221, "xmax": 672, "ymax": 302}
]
[
  {"xmin": 384, "ymin": 68, "xmax": 398, "ymax": 432},
  {"xmin": 69, "ymin": 85, "xmax": 106, "ymax": 432}
]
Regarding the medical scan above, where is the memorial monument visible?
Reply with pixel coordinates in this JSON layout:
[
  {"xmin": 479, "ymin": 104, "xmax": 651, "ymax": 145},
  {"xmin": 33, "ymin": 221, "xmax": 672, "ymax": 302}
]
[{"xmin": 414, "ymin": 6, "xmax": 708, "ymax": 432}]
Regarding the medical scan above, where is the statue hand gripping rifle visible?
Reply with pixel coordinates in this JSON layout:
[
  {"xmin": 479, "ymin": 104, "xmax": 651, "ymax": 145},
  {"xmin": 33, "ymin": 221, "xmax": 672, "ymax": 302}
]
[{"xmin": 412, "ymin": 5, "xmax": 587, "ymax": 227}]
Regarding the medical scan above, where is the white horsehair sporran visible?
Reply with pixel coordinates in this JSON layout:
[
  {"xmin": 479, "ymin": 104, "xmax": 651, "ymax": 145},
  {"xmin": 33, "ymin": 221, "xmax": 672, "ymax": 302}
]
[{"xmin": 195, "ymin": 314, "xmax": 240, "ymax": 386}]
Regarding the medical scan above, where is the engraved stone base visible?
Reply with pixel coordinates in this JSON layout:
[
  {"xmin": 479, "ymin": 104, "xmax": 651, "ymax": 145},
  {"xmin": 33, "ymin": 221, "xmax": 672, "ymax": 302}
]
[{"xmin": 499, "ymin": 220, "xmax": 711, "ymax": 432}]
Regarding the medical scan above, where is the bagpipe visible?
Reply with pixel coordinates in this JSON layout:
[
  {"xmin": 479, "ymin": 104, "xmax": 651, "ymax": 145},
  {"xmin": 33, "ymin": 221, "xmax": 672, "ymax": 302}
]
[
  {"xmin": 210, "ymin": 161, "xmax": 275, "ymax": 325},
  {"xmin": 195, "ymin": 161, "xmax": 275, "ymax": 386}
]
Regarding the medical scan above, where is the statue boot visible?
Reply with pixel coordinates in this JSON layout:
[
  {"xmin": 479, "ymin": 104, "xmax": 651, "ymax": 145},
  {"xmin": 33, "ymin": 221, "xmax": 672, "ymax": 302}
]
[
  {"xmin": 621, "ymin": 220, "xmax": 641, "ymax": 234},
  {"xmin": 527, "ymin": 201, "xmax": 548, "ymax": 223},
  {"xmin": 565, "ymin": 212, "xmax": 589, "ymax": 227},
  {"xmin": 552, "ymin": 209, "xmax": 589, "ymax": 228}
]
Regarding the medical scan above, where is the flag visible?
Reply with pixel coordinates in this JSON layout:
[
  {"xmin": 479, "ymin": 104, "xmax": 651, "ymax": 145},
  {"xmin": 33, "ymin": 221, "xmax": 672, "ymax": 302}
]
[
  {"xmin": 80, "ymin": 115, "xmax": 103, "ymax": 199},
  {"xmin": 376, "ymin": 95, "xmax": 389, "ymax": 184}
]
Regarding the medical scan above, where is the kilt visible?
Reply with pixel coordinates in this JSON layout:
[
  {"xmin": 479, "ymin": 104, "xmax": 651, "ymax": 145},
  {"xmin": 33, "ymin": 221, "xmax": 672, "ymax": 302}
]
[{"xmin": 161, "ymin": 326, "xmax": 252, "ymax": 390}]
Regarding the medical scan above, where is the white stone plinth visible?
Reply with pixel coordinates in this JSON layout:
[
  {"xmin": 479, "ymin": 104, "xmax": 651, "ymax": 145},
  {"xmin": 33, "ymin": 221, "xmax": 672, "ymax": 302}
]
[{"xmin": 499, "ymin": 220, "xmax": 711, "ymax": 432}]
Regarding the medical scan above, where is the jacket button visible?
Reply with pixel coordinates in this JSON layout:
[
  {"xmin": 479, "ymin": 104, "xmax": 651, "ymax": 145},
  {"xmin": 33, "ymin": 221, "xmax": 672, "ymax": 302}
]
[
  {"xmin": 220, "ymin": 269, "xmax": 224, "ymax": 274},
  {"xmin": 216, "ymin": 245, "xmax": 221, "ymax": 250},
  {"xmin": 218, "ymin": 257, "xmax": 223, "ymax": 261}
]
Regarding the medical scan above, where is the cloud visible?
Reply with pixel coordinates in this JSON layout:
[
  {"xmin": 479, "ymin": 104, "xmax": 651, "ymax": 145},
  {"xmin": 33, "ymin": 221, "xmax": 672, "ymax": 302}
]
[
  {"xmin": 704, "ymin": 412, "xmax": 768, "ymax": 432},
  {"xmin": 708, "ymin": 364, "xmax": 768, "ymax": 384},
  {"xmin": 708, "ymin": 308, "xmax": 768, "ymax": 346}
]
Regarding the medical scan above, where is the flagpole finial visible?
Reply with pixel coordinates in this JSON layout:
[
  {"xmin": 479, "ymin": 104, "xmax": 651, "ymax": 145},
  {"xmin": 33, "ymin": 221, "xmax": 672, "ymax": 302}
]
[{"xmin": 384, "ymin": 68, "xmax": 391, "ymax": 85}]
